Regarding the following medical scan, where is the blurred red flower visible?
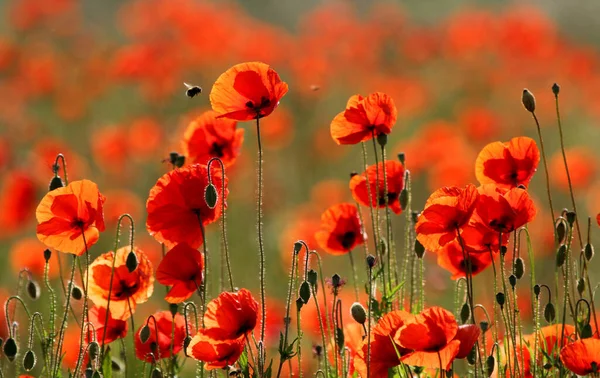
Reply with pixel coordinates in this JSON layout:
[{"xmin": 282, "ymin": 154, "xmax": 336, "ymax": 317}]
[
  {"xmin": 436, "ymin": 240, "xmax": 492, "ymax": 279},
  {"xmin": 10, "ymin": 237, "xmax": 58, "ymax": 278},
  {"xmin": 156, "ymin": 243, "xmax": 204, "ymax": 303},
  {"xmin": 350, "ymin": 160, "xmax": 405, "ymax": 214},
  {"xmin": 315, "ymin": 203, "xmax": 365, "ymax": 255},
  {"xmin": 0, "ymin": 170, "xmax": 36, "ymax": 235},
  {"xmin": 560, "ymin": 339, "xmax": 600, "ymax": 376},
  {"xmin": 135, "ymin": 311, "xmax": 189, "ymax": 362},
  {"xmin": 88, "ymin": 306, "xmax": 128, "ymax": 345},
  {"xmin": 549, "ymin": 147, "xmax": 597, "ymax": 191}
]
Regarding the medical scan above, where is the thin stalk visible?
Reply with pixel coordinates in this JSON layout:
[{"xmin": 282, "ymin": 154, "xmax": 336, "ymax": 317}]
[
  {"xmin": 53, "ymin": 255, "xmax": 77, "ymax": 377},
  {"xmin": 73, "ymin": 230, "xmax": 92, "ymax": 377},
  {"xmin": 348, "ymin": 250, "xmax": 360, "ymax": 301},
  {"xmin": 530, "ymin": 112, "xmax": 556, "ymax": 224},
  {"xmin": 379, "ymin": 144, "xmax": 396, "ymax": 290},
  {"xmin": 366, "ymin": 263, "xmax": 373, "ymax": 378},
  {"xmin": 400, "ymin": 170, "xmax": 412, "ymax": 307},
  {"xmin": 276, "ymin": 243, "xmax": 300, "ymax": 378},
  {"xmin": 256, "ymin": 116, "xmax": 267, "ymax": 346}
]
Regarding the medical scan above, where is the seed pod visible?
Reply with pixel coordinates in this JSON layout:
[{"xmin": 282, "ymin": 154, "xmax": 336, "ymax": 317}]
[
  {"xmin": 126, "ymin": 250, "xmax": 139, "ymax": 272},
  {"xmin": 514, "ymin": 257, "xmax": 524, "ymax": 279},
  {"xmin": 88, "ymin": 341, "xmax": 100, "ymax": 360},
  {"xmin": 351, "ymin": 302, "xmax": 367, "ymax": 325},
  {"xmin": 486, "ymin": 355, "xmax": 495, "ymax": 377},
  {"xmin": 480, "ymin": 321, "xmax": 489, "ymax": 333},
  {"xmin": 397, "ymin": 153, "xmax": 405, "ymax": 165},
  {"xmin": 366, "ymin": 255, "xmax": 376, "ymax": 269},
  {"xmin": 509, "ymin": 275, "xmax": 517, "ymax": 289},
  {"xmin": 466, "ymin": 346, "xmax": 476, "ymax": 365},
  {"xmin": 49, "ymin": 176, "xmax": 64, "ymax": 191},
  {"xmin": 585, "ymin": 243, "xmax": 594, "ymax": 261},
  {"xmin": 496, "ymin": 292, "xmax": 505, "ymax": 308},
  {"xmin": 71, "ymin": 285, "xmax": 83, "ymax": 301},
  {"xmin": 307, "ymin": 270, "xmax": 318, "ymax": 287},
  {"xmin": 556, "ymin": 221, "xmax": 566, "ymax": 244},
  {"xmin": 23, "ymin": 350, "xmax": 35, "ymax": 371},
  {"xmin": 460, "ymin": 303, "xmax": 470, "ymax": 324},
  {"xmin": 43, "ymin": 249, "xmax": 52, "ymax": 262},
  {"xmin": 4, "ymin": 337, "xmax": 17, "ymax": 361},
  {"xmin": 376, "ymin": 133, "xmax": 387, "ymax": 147},
  {"xmin": 414, "ymin": 239, "xmax": 425, "ymax": 258},
  {"xmin": 399, "ymin": 189, "xmax": 408, "ymax": 210},
  {"xmin": 556, "ymin": 245, "xmax": 566, "ymax": 267},
  {"xmin": 533, "ymin": 284, "xmax": 541, "ymax": 297},
  {"xmin": 577, "ymin": 278, "xmax": 585, "ymax": 295},
  {"xmin": 544, "ymin": 303, "xmax": 556, "ymax": 323},
  {"xmin": 204, "ymin": 183, "xmax": 218, "ymax": 209},
  {"xmin": 26, "ymin": 280, "xmax": 40, "ymax": 300},
  {"xmin": 140, "ymin": 325, "xmax": 151, "ymax": 344},
  {"xmin": 522, "ymin": 89, "xmax": 536, "ymax": 112},
  {"xmin": 552, "ymin": 83, "xmax": 560, "ymax": 96},
  {"xmin": 299, "ymin": 281, "xmax": 311, "ymax": 304},
  {"xmin": 581, "ymin": 323, "xmax": 593, "ymax": 339},
  {"xmin": 566, "ymin": 211, "xmax": 576, "ymax": 227},
  {"xmin": 296, "ymin": 297, "xmax": 304, "ymax": 312},
  {"xmin": 293, "ymin": 242, "xmax": 303, "ymax": 255},
  {"xmin": 331, "ymin": 274, "xmax": 341, "ymax": 288},
  {"xmin": 169, "ymin": 303, "xmax": 178, "ymax": 317}
]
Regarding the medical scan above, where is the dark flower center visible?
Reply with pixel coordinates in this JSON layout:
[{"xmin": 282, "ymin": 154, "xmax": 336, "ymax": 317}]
[
  {"xmin": 378, "ymin": 192, "xmax": 397, "ymax": 206},
  {"xmin": 210, "ymin": 142, "xmax": 225, "ymax": 158},
  {"xmin": 340, "ymin": 231, "xmax": 356, "ymax": 250}
]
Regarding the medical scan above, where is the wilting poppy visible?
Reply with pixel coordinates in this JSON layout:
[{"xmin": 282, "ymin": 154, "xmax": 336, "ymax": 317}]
[
  {"xmin": 36, "ymin": 180, "xmax": 106, "ymax": 256},
  {"xmin": 436, "ymin": 240, "xmax": 493, "ymax": 279},
  {"xmin": 330, "ymin": 92, "xmax": 397, "ymax": 145},
  {"xmin": 134, "ymin": 311, "xmax": 190, "ymax": 362},
  {"xmin": 146, "ymin": 164, "xmax": 227, "ymax": 249},
  {"xmin": 560, "ymin": 338, "xmax": 600, "ymax": 376},
  {"xmin": 183, "ymin": 110, "xmax": 244, "ymax": 167},
  {"xmin": 186, "ymin": 331, "xmax": 245, "ymax": 370},
  {"xmin": 475, "ymin": 136, "xmax": 539, "ymax": 189},
  {"xmin": 156, "ymin": 243, "xmax": 204, "ymax": 303},
  {"xmin": 210, "ymin": 61, "xmax": 288, "ymax": 121},
  {"xmin": 87, "ymin": 246, "xmax": 154, "ymax": 320},
  {"xmin": 203, "ymin": 288, "xmax": 258, "ymax": 340},
  {"xmin": 415, "ymin": 184, "xmax": 479, "ymax": 252},
  {"xmin": 314, "ymin": 203, "xmax": 365, "ymax": 255},
  {"xmin": 476, "ymin": 185, "xmax": 536, "ymax": 234},
  {"xmin": 350, "ymin": 160, "xmax": 405, "ymax": 214},
  {"xmin": 353, "ymin": 310, "xmax": 414, "ymax": 378},
  {"xmin": 87, "ymin": 306, "xmax": 128, "ymax": 345},
  {"xmin": 396, "ymin": 307, "xmax": 462, "ymax": 370}
]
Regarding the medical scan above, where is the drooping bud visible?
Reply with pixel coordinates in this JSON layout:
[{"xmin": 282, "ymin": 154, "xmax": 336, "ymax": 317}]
[
  {"xmin": 585, "ymin": 243, "xmax": 594, "ymax": 261},
  {"xmin": 204, "ymin": 183, "xmax": 218, "ymax": 209},
  {"xmin": 49, "ymin": 176, "xmax": 64, "ymax": 191},
  {"xmin": 126, "ymin": 250, "xmax": 139, "ymax": 272},
  {"xmin": 577, "ymin": 278, "xmax": 585, "ymax": 295},
  {"xmin": 556, "ymin": 220, "xmax": 567, "ymax": 244},
  {"xmin": 299, "ymin": 281, "xmax": 311, "ymax": 304},
  {"xmin": 26, "ymin": 280, "xmax": 40, "ymax": 300},
  {"xmin": 556, "ymin": 244, "xmax": 567, "ymax": 267},
  {"xmin": 183, "ymin": 336, "xmax": 192, "ymax": 357},
  {"xmin": 71, "ymin": 285, "xmax": 83, "ymax": 301},
  {"xmin": 295, "ymin": 297, "xmax": 304, "ymax": 312},
  {"xmin": 582, "ymin": 323, "xmax": 593, "ymax": 339},
  {"xmin": 460, "ymin": 303, "xmax": 470, "ymax": 324},
  {"xmin": 23, "ymin": 350, "xmax": 36, "ymax": 371},
  {"xmin": 399, "ymin": 189, "xmax": 408, "ymax": 210},
  {"xmin": 514, "ymin": 257, "xmax": 525, "ymax": 279},
  {"xmin": 466, "ymin": 346, "xmax": 476, "ymax": 365},
  {"xmin": 4, "ymin": 337, "xmax": 17, "ymax": 361},
  {"xmin": 485, "ymin": 356, "xmax": 495, "ymax": 377},
  {"xmin": 88, "ymin": 341, "xmax": 100, "ymax": 361},
  {"xmin": 522, "ymin": 89, "xmax": 536, "ymax": 112},
  {"xmin": 350, "ymin": 302, "xmax": 367, "ymax": 325},
  {"xmin": 414, "ymin": 239, "xmax": 425, "ymax": 258},
  {"xmin": 544, "ymin": 303, "xmax": 556, "ymax": 323},
  {"xmin": 140, "ymin": 325, "xmax": 151, "ymax": 344}
]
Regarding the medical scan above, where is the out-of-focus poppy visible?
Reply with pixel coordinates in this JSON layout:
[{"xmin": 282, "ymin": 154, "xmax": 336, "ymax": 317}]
[
  {"xmin": 560, "ymin": 338, "xmax": 600, "ymax": 376},
  {"xmin": 549, "ymin": 147, "xmax": 597, "ymax": 191},
  {"xmin": 210, "ymin": 61, "xmax": 288, "ymax": 121},
  {"xmin": 330, "ymin": 92, "xmax": 397, "ymax": 145},
  {"xmin": 260, "ymin": 105, "xmax": 294, "ymax": 149},
  {"xmin": 102, "ymin": 189, "xmax": 143, "ymax": 226},
  {"xmin": 128, "ymin": 117, "xmax": 163, "ymax": 161},
  {"xmin": 353, "ymin": 310, "xmax": 414, "ymax": 378},
  {"xmin": 537, "ymin": 324, "xmax": 575, "ymax": 360},
  {"xmin": 475, "ymin": 136, "xmax": 540, "ymax": 189},
  {"xmin": 36, "ymin": 180, "xmax": 106, "ymax": 256},
  {"xmin": 87, "ymin": 306, "xmax": 128, "ymax": 345},
  {"xmin": 187, "ymin": 331, "xmax": 245, "ymax": 370},
  {"xmin": 87, "ymin": 246, "xmax": 154, "ymax": 320},
  {"xmin": 415, "ymin": 184, "xmax": 479, "ymax": 252},
  {"xmin": 156, "ymin": 243, "xmax": 204, "ymax": 303},
  {"xmin": 62, "ymin": 327, "xmax": 85, "ymax": 370},
  {"xmin": 183, "ymin": 110, "xmax": 244, "ymax": 167},
  {"xmin": 10, "ymin": 237, "xmax": 58, "ymax": 278},
  {"xmin": 0, "ymin": 170, "xmax": 36, "ymax": 234},
  {"xmin": 314, "ymin": 203, "xmax": 365, "ymax": 255},
  {"xmin": 203, "ymin": 288, "xmax": 258, "ymax": 340},
  {"xmin": 436, "ymin": 240, "xmax": 493, "ymax": 279},
  {"xmin": 90, "ymin": 126, "xmax": 129, "ymax": 175},
  {"xmin": 134, "ymin": 311, "xmax": 189, "ymax": 362},
  {"xmin": 476, "ymin": 185, "xmax": 536, "ymax": 234},
  {"xmin": 350, "ymin": 161, "xmax": 405, "ymax": 214},
  {"xmin": 146, "ymin": 164, "xmax": 227, "ymax": 249}
]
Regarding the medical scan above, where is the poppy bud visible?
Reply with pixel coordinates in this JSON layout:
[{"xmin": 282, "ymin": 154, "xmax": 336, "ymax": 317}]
[
  {"xmin": 366, "ymin": 255, "xmax": 376, "ymax": 269},
  {"xmin": 183, "ymin": 335, "xmax": 192, "ymax": 357},
  {"xmin": 556, "ymin": 244, "xmax": 567, "ymax": 267},
  {"xmin": 111, "ymin": 359, "xmax": 123, "ymax": 372},
  {"xmin": 514, "ymin": 257, "xmax": 524, "ymax": 279},
  {"xmin": 522, "ymin": 89, "xmax": 536, "ymax": 113},
  {"xmin": 4, "ymin": 337, "xmax": 17, "ymax": 361},
  {"xmin": 544, "ymin": 302, "xmax": 556, "ymax": 323},
  {"xmin": 92, "ymin": 371, "xmax": 102, "ymax": 378},
  {"xmin": 335, "ymin": 327, "xmax": 344, "ymax": 350},
  {"xmin": 293, "ymin": 242, "xmax": 303, "ymax": 255},
  {"xmin": 49, "ymin": 176, "xmax": 64, "ymax": 191},
  {"xmin": 350, "ymin": 302, "xmax": 367, "ymax": 325},
  {"xmin": 577, "ymin": 278, "xmax": 585, "ymax": 295},
  {"xmin": 85, "ymin": 368, "xmax": 93, "ymax": 378},
  {"xmin": 413, "ymin": 367, "xmax": 424, "ymax": 375},
  {"xmin": 295, "ymin": 297, "xmax": 304, "ymax": 312},
  {"xmin": 480, "ymin": 321, "xmax": 489, "ymax": 333},
  {"xmin": 88, "ymin": 341, "xmax": 99, "ymax": 360},
  {"xmin": 397, "ymin": 153, "xmax": 405, "ymax": 165},
  {"xmin": 533, "ymin": 284, "xmax": 541, "ymax": 297},
  {"xmin": 330, "ymin": 274, "xmax": 342, "ymax": 288},
  {"xmin": 26, "ymin": 280, "xmax": 40, "ymax": 300},
  {"xmin": 376, "ymin": 133, "xmax": 387, "ymax": 147},
  {"xmin": 445, "ymin": 370, "xmax": 453, "ymax": 378},
  {"xmin": 312, "ymin": 345, "xmax": 323, "ymax": 357},
  {"xmin": 169, "ymin": 152, "xmax": 179, "ymax": 165},
  {"xmin": 299, "ymin": 281, "xmax": 311, "ymax": 304},
  {"xmin": 414, "ymin": 239, "xmax": 425, "ymax": 258},
  {"xmin": 175, "ymin": 155, "xmax": 186, "ymax": 168},
  {"xmin": 204, "ymin": 183, "xmax": 218, "ymax": 209},
  {"xmin": 543, "ymin": 363, "xmax": 552, "ymax": 370},
  {"xmin": 43, "ymin": 249, "xmax": 52, "ymax": 262},
  {"xmin": 496, "ymin": 292, "xmax": 505, "ymax": 308},
  {"xmin": 126, "ymin": 250, "xmax": 139, "ymax": 272},
  {"xmin": 307, "ymin": 270, "xmax": 318, "ymax": 288},
  {"xmin": 508, "ymin": 274, "xmax": 517, "ymax": 289},
  {"xmin": 151, "ymin": 368, "xmax": 163, "ymax": 378},
  {"xmin": 585, "ymin": 243, "xmax": 594, "ymax": 261},
  {"xmin": 399, "ymin": 189, "xmax": 408, "ymax": 211},
  {"xmin": 140, "ymin": 325, "xmax": 151, "ymax": 343},
  {"xmin": 582, "ymin": 323, "xmax": 593, "ymax": 339},
  {"xmin": 169, "ymin": 303, "xmax": 178, "ymax": 317},
  {"xmin": 411, "ymin": 211, "xmax": 420, "ymax": 223},
  {"xmin": 466, "ymin": 346, "xmax": 476, "ymax": 365},
  {"xmin": 500, "ymin": 246, "xmax": 507, "ymax": 256},
  {"xmin": 71, "ymin": 285, "xmax": 83, "ymax": 301},
  {"xmin": 556, "ymin": 220, "xmax": 566, "ymax": 244},
  {"xmin": 23, "ymin": 350, "xmax": 35, "ymax": 371},
  {"xmin": 485, "ymin": 355, "xmax": 495, "ymax": 377},
  {"xmin": 552, "ymin": 83, "xmax": 560, "ymax": 96},
  {"xmin": 592, "ymin": 361, "xmax": 598, "ymax": 373},
  {"xmin": 460, "ymin": 303, "xmax": 470, "ymax": 324},
  {"xmin": 566, "ymin": 211, "xmax": 576, "ymax": 227}
]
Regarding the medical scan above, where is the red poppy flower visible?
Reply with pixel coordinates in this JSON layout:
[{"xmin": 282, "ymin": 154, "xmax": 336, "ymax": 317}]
[
  {"xmin": 475, "ymin": 136, "xmax": 540, "ymax": 189},
  {"xmin": 183, "ymin": 110, "xmax": 244, "ymax": 167},
  {"xmin": 476, "ymin": 185, "xmax": 536, "ymax": 234},
  {"xmin": 203, "ymin": 288, "xmax": 259, "ymax": 340},
  {"xmin": 350, "ymin": 160, "xmax": 405, "ymax": 214},
  {"xmin": 353, "ymin": 310, "xmax": 414, "ymax": 378},
  {"xmin": 560, "ymin": 339, "xmax": 600, "ymax": 376},
  {"xmin": 88, "ymin": 306, "xmax": 128, "ymax": 345},
  {"xmin": 454, "ymin": 324, "xmax": 481, "ymax": 359},
  {"xmin": 0, "ymin": 170, "xmax": 36, "ymax": 234},
  {"xmin": 330, "ymin": 92, "xmax": 397, "ymax": 145},
  {"xmin": 436, "ymin": 240, "xmax": 493, "ymax": 279},
  {"xmin": 415, "ymin": 184, "xmax": 479, "ymax": 252},
  {"xmin": 314, "ymin": 203, "xmax": 365, "ymax": 255},
  {"xmin": 459, "ymin": 215, "xmax": 510, "ymax": 254},
  {"xmin": 134, "ymin": 311, "xmax": 190, "ymax": 363},
  {"xmin": 146, "ymin": 164, "xmax": 227, "ymax": 249},
  {"xmin": 187, "ymin": 331, "xmax": 245, "ymax": 370},
  {"xmin": 156, "ymin": 243, "xmax": 204, "ymax": 303},
  {"xmin": 36, "ymin": 180, "xmax": 106, "ymax": 256},
  {"xmin": 210, "ymin": 62, "xmax": 288, "ymax": 121},
  {"xmin": 87, "ymin": 246, "xmax": 154, "ymax": 320},
  {"xmin": 537, "ymin": 324, "xmax": 575, "ymax": 360}
]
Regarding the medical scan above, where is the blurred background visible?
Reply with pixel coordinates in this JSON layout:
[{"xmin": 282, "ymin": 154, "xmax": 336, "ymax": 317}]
[{"xmin": 0, "ymin": 0, "xmax": 599, "ymax": 374}]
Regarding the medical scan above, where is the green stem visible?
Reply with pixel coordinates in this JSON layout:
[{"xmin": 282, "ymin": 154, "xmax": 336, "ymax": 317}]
[{"xmin": 256, "ymin": 116, "xmax": 267, "ymax": 348}]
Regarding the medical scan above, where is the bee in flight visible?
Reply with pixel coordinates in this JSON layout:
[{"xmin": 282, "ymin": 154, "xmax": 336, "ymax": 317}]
[{"xmin": 184, "ymin": 82, "xmax": 202, "ymax": 98}]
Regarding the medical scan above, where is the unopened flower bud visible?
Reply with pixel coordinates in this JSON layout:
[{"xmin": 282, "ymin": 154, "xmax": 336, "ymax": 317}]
[
  {"xmin": 496, "ymin": 292, "xmax": 505, "ymax": 308},
  {"xmin": 71, "ymin": 285, "xmax": 83, "ymax": 301},
  {"xmin": 514, "ymin": 257, "xmax": 524, "ymax": 279},
  {"xmin": 88, "ymin": 341, "xmax": 100, "ymax": 361},
  {"xmin": 169, "ymin": 303, "xmax": 178, "ymax": 317},
  {"xmin": 577, "ymin": 278, "xmax": 585, "ymax": 295},
  {"xmin": 522, "ymin": 89, "xmax": 536, "ymax": 112},
  {"xmin": 299, "ymin": 281, "xmax": 311, "ymax": 304},
  {"xmin": 460, "ymin": 303, "xmax": 470, "ymax": 324},
  {"xmin": 350, "ymin": 302, "xmax": 367, "ymax": 325},
  {"xmin": 552, "ymin": 83, "xmax": 560, "ymax": 96},
  {"xmin": 566, "ymin": 211, "xmax": 576, "ymax": 227},
  {"xmin": 366, "ymin": 255, "xmax": 376, "ymax": 269},
  {"xmin": 585, "ymin": 243, "xmax": 594, "ymax": 261},
  {"xmin": 126, "ymin": 250, "xmax": 139, "ymax": 272},
  {"xmin": 534, "ymin": 284, "xmax": 541, "ymax": 297},
  {"xmin": 23, "ymin": 349, "xmax": 35, "ymax": 371},
  {"xmin": 376, "ymin": 133, "xmax": 387, "ymax": 147},
  {"xmin": 204, "ymin": 183, "xmax": 218, "ymax": 209},
  {"xmin": 397, "ymin": 153, "xmax": 405, "ymax": 165},
  {"xmin": 43, "ymin": 249, "xmax": 52, "ymax": 262},
  {"xmin": 556, "ymin": 244, "xmax": 567, "ymax": 267},
  {"xmin": 307, "ymin": 270, "xmax": 318, "ymax": 287},
  {"xmin": 3, "ymin": 337, "xmax": 17, "ymax": 361},
  {"xmin": 151, "ymin": 367, "xmax": 163, "ymax": 378},
  {"xmin": 509, "ymin": 275, "xmax": 517, "ymax": 289},
  {"xmin": 140, "ymin": 325, "xmax": 151, "ymax": 343},
  {"xmin": 26, "ymin": 280, "xmax": 40, "ymax": 300},
  {"xmin": 293, "ymin": 241, "xmax": 303, "ymax": 255},
  {"xmin": 544, "ymin": 303, "xmax": 556, "ymax": 323},
  {"xmin": 49, "ymin": 176, "xmax": 64, "ymax": 191},
  {"xmin": 414, "ymin": 239, "xmax": 425, "ymax": 258}
]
